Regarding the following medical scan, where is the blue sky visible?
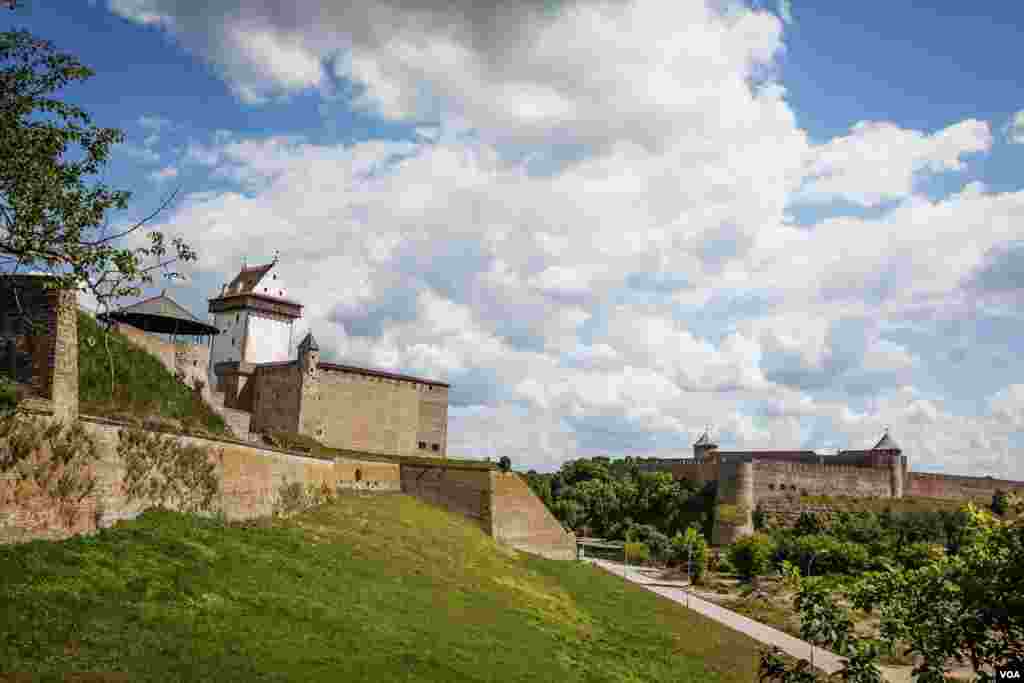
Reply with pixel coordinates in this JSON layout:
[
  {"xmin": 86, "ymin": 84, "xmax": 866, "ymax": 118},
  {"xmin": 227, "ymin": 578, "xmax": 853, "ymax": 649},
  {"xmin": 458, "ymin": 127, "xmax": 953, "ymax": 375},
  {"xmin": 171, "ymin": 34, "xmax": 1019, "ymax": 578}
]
[{"xmin": 4, "ymin": 1, "xmax": 1023, "ymax": 474}]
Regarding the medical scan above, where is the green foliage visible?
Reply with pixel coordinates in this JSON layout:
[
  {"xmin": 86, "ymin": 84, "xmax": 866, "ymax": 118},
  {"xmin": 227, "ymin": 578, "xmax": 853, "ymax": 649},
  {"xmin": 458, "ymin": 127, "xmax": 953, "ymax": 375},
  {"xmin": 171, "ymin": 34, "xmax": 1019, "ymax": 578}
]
[
  {"xmin": 673, "ymin": 525, "xmax": 709, "ymax": 584},
  {"xmin": 498, "ymin": 455, "xmax": 511, "ymax": 472},
  {"xmin": 778, "ymin": 533, "xmax": 870, "ymax": 577},
  {"xmin": 78, "ymin": 312, "xmax": 227, "ymax": 434},
  {"xmin": 0, "ymin": 374, "xmax": 17, "ymax": 414},
  {"xmin": 752, "ymin": 502, "xmax": 768, "ymax": 530},
  {"xmin": 624, "ymin": 541, "xmax": 650, "ymax": 565},
  {"xmin": 0, "ymin": 28, "xmax": 195, "ymax": 309},
  {"xmin": 117, "ymin": 425, "xmax": 220, "ymax": 515},
  {"xmin": 991, "ymin": 488, "xmax": 1009, "ymax": 516},
  {"xmin": 727, "ymin": 532, "xmax": 776, "ymax": 580},
  {"xmin": 0, "ymin": 412, "xmax": 98, "ymax": 527},
  {"xmin": 716, "ymin": 503, "xmax": 749, "ymax": 526},
  {"xmin": 895, "ymin": 541, "xmax": 945, "ymax": 570},
  {"xmin": 794, "ymin": 511, "xmax": 826, "ymax": 537},
  {"xmin": 261, "ymin": 428, "xmax": 322, "ymax": 453}
]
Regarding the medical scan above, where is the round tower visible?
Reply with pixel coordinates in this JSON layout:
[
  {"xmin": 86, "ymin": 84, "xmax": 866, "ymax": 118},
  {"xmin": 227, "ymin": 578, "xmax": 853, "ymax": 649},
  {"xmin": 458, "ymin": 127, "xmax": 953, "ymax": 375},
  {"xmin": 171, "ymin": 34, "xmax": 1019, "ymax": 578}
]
[
  {"xmin": 694, "ymin": 428, "xmax": 719, "ymax": 461},
  {"xmin": 712, "ymin": 458, "xmax": 755, "ymax": 546},
  {"xmin": 298, "ymin": 331, "xmax": 320, "ymax": 380},
  {"xmin": 873, "ymin": 428, "xmax": 904, "ymax": 498}
]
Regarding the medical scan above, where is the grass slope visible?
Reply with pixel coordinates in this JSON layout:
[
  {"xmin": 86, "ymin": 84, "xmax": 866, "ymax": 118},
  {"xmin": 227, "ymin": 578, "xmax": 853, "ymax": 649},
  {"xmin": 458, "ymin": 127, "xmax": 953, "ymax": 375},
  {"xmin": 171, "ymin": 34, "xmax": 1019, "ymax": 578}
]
[
  {"xmin": 77, "ymin": 311, "xmax": 227, "ymax": 434},
  {"xmin": 1, "ymin": 494, "xmax": 764, "ymax": 682}
]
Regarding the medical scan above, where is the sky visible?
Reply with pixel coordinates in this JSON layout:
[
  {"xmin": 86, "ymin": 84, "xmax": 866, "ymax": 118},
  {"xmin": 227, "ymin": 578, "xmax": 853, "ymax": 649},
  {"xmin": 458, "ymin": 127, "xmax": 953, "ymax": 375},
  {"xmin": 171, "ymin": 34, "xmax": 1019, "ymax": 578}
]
[{"xmin": 4, "ymin": 1, "xmax": 1024, "ymax": 475}]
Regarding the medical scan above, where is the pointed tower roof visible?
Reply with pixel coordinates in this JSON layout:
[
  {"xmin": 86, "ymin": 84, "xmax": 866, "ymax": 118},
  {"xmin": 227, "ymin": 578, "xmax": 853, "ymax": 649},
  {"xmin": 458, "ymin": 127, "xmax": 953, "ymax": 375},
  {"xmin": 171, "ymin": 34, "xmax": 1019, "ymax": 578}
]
[
  {"xmin": 298, "ymin": 331, "xmax": 319, "ymax": 352},
  {"xmin": 694, "ymin": 429, "xmax": 717, "ymax": 448},
  {"xmin": 872, "ymin": 430, "xmax": 901, "ymax": 452}
]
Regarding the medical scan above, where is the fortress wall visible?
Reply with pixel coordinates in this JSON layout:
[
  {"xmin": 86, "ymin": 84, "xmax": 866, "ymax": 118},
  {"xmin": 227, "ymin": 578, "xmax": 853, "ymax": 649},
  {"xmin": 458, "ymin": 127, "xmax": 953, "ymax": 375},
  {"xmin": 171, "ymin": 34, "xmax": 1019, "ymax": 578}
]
[
  {"xmin": 0, "ymin": 405, "xmax": 396, "ymax": 543},
  {"xmin": 671, "ymin": 460, "xmax": 718, "ymax": 484},
  {"xmin": 400, "ymin": 463, "xmax": 492, "ymax": 528},
  {"xmin": 250, "ymin": 364, "xmax": 301, "ymax": 435},
  {"xmin": 489, "ymin": 471, "xmax": 576, "ymax": 560},
  {"xmin": 416, "ymin": 384, "xmax": 448, "ymax": 456},
  {"xmin": 753, "ymin": 461, "xmax": 893, "ymax": 501},
  {"xmin": 302, "ymin": 369, "xmax": 420, "ymax": 456},
  {"xmin": 907, "ymin": 472, "xmax": 1024, "ymax": 501}
]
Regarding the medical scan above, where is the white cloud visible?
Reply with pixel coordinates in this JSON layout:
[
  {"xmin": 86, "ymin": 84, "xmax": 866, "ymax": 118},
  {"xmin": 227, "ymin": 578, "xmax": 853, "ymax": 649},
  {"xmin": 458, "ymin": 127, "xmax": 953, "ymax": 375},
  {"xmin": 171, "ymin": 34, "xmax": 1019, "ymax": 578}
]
[
  {"xmin": 109, "ymin": 0, "xmax": 1024, "ymax": 476},
  {"xmin": 796, "ymin": 119, "xmax": 992, "ymax": 206},
  {"xmin": 138, "ymin": 114, "xmax": 171, "ymax": 131},
  {"xmin": 1007, "ymin": 110, "xmax": 1024, "ymax": 144}
]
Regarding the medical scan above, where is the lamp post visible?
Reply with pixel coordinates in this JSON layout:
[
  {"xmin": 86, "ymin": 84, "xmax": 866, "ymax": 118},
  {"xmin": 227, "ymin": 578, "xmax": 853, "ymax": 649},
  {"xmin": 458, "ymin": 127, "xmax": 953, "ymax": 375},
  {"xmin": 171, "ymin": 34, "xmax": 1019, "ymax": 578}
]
[
  {"xmin": 686, "ymin": 540, "xmax": 693, "ymax": 609},
  {"xmin": 807, "ymin": 552, "xmax": 816, "ymax": 671}
]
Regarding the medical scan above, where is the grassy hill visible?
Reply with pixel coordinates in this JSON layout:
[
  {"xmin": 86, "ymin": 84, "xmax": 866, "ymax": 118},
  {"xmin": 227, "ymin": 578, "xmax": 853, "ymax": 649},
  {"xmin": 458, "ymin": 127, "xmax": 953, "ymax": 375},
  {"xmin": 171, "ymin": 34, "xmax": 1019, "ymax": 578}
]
[
  {"xmin": 76, "ymin": 311, "xmax": 228, "ymax": 435},
  {"xmin": 0, "ymin": 494, "xmax": 766, "ymax": 682}
]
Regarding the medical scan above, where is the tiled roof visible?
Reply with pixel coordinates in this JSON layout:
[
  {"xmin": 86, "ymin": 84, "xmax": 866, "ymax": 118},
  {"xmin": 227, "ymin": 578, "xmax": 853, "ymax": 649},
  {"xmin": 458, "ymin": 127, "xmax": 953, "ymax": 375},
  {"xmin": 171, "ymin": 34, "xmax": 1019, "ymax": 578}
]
[
  {"xmin": 318, "ymin": 362, "xmax": 449, "ymax": 387},
  {"xmin": 298, "ymin": 332, "xmax": 319, "ymax": 352},
  {"xmin": 694, "ymin": 431, "xmax": 717, "ymax": 447},
  {"xmin": 224, "ymin": 262, "xmax": 274, "ymax": 295},
  {"xmin": 98, "ymin": 290, "xmax": 219, "ymax": 335}
]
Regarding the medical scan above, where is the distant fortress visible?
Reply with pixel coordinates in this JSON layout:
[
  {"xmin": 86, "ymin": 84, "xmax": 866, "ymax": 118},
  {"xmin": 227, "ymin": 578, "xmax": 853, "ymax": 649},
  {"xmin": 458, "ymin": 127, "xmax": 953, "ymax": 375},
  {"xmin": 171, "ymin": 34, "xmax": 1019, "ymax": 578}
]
[{"xmin": 642, "ymin": 429, "xmax": 1024, "ymax": 545}]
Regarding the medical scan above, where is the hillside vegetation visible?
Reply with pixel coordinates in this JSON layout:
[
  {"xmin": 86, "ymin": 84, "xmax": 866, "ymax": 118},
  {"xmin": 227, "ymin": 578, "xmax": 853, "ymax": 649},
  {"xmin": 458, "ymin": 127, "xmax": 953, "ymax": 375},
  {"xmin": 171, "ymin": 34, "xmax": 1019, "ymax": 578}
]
[
  {"xmin": 77, "ymin": 311, "xmax": 228, "ymax": 434},
  {"xmin": 0, "ymin": 494, "xmax": 765, "ymax": 682}
]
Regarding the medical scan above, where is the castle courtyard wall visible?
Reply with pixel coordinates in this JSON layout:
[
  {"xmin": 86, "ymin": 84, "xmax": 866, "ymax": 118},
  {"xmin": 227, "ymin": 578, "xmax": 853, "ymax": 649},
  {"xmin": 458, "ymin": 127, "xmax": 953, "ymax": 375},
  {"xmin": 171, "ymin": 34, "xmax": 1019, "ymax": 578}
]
[
  {"xmin": 300, "ymin": 369, "xmax": 422, "ymax": 456},
  {"xmin": 907, "ymin": 472, "xmax": 1024, "ymax": 501},
  {"xmin": 753, "ymin": 461, "xmax": 894, "ymax": 501}
]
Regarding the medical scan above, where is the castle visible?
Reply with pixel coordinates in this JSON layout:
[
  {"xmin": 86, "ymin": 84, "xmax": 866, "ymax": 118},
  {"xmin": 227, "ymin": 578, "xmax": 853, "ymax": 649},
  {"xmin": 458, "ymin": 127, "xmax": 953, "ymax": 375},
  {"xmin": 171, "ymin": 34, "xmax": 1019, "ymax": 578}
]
[
  {"xmin": 650, "ymin": 429, "xmax": 1024, "ymax": 544},
  {"xmin": 208, "ymin": 257, "xmax": 449, "ymax": 457}
]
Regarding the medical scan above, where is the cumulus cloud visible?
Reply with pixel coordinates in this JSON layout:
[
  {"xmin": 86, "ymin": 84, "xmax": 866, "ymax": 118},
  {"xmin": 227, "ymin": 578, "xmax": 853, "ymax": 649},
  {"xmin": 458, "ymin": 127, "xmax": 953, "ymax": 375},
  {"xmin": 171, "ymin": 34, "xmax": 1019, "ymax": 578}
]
[
  {"xmin": 106, "ymin": 0, "xmax": 1024, "ymax": 475},
  {"xmin": 795, "ymin": 119, "xmax": 992, "ymax": 206}
]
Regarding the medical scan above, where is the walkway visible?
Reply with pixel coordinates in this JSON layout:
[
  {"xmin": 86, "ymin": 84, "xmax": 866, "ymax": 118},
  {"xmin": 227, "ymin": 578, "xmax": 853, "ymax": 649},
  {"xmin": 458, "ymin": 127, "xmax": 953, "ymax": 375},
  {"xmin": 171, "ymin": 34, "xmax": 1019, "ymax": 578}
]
[{"xmin": 586, "ymin": 558, "xmax": 909, "ymax": 683}]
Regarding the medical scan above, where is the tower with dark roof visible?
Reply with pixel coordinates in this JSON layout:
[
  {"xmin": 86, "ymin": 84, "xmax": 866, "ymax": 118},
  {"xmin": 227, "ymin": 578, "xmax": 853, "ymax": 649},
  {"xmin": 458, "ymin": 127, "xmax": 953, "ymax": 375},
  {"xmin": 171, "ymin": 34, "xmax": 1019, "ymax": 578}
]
[
  {"xmin": 694, "ymin": 428, "xmax": 719, "ymax": 461},
  {"xmin": 298, "ymin": 331, "xmax": 320, "ymax": 379}
]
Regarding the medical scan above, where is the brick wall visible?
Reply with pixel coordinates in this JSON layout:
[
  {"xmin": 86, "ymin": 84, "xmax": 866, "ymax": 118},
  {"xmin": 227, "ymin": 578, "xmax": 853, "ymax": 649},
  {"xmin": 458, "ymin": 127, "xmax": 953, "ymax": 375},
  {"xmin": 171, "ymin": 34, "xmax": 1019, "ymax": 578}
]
[
  {"xmin": 907, "ymin": 472, "xmax": 1024, "ymax": 501},
  {"xmin": 0, "ymin": 275, "xmax": 78, "ymax": 420},
  {"xmin": 489, "ymin": 471, "xmax": 576, "ymax": 560}
]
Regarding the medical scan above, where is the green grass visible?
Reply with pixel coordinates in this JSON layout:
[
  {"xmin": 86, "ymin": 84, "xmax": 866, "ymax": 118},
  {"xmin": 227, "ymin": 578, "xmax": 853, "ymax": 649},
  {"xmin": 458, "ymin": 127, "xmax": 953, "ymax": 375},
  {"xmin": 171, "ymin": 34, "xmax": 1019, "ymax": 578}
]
[
  {"xmin": 0, "ymin": 495, "xmax": 765, "ymax": 682},
  {"xmin": 76, "ymin": 311, "xmax": 227, "ymax": 435}
]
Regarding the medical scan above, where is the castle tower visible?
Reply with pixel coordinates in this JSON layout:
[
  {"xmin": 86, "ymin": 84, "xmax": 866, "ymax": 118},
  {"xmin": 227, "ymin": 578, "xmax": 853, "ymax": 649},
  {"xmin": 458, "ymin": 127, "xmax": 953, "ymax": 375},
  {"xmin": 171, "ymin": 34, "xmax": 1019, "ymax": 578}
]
[
  {"xmin": 873, "ymin": 428, "xmax": 905, "ymax": 498},
  {"xmin": 207, "ymin": 255, "xmax": 302, "ymax": 391},
  {"xmin": 298, "ymin": 331, "xmax": 320, "ymax": 379},
  {"xmin": 694, "ymin": 428, "xmax": 719, "ymax": 461}
]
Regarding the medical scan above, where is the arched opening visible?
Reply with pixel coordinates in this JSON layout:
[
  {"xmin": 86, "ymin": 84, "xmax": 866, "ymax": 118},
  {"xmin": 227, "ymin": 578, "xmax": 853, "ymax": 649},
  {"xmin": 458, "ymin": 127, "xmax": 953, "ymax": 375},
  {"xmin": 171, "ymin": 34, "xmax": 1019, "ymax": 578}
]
[{"xmin": 355, "ymin": 469, "xmax": 362, "ymax": 482}]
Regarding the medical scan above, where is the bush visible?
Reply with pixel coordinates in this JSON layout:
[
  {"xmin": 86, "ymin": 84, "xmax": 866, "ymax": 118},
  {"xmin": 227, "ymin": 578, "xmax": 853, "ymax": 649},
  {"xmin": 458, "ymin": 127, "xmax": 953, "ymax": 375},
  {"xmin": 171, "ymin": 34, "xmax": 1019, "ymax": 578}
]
[
  {"xmin": 752, "ymin": 503, "xmax": 768, "ymax": 530},
  {"xmin": 782, "ymin": 534, "xmax": 869, "ymax": 576},
  {"xmin": 624, "ymin": 542, "xmax": 650, "ymax": 565},
  {"xmin": 991, "ymin": 489, "xmax": 1009, "ymax": 517},
  {"xmin": 625, "ymin": 523, "xmax": 671, "ymax": 562},
  {"xmin": 727, "ymin": 532, "xmax": 776, "ymax": 580},
  {"xmin": 897, "ymin": 541, "xmax": 946, "ymax": 570},
  {"xmin": 794, "ymin": 511, "xmax": 826, "ymax": 536},
  {"xmin": 672, "ymin": 526, "xmax": 709, "ymax": 584}
]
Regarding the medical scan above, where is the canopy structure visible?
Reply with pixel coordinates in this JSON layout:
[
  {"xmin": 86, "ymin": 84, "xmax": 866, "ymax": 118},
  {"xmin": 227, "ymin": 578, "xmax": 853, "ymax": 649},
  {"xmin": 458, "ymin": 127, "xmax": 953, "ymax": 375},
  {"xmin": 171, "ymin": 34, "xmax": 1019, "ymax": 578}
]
[{"xmin": 97, "ymin": 290, "xmax": 220, "ymax": 340}]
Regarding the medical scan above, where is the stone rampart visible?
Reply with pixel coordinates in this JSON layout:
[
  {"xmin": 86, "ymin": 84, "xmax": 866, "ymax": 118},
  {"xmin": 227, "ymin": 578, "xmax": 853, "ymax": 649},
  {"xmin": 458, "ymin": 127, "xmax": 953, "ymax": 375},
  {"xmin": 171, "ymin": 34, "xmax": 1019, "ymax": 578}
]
[
  {"xmin": 907, "ymin": 472, "xmax": 1024, "ymax": 501},
  {"xmin": 754, "ymin": 461, "xmax": 894, "ymax": 501},
  {"xmin": 489, "ymin": 471, "xmax": 576, "ymax": 560},
  {"xmin": 0, "ymin": 402, "xmax": 399, "ymax": 543}
]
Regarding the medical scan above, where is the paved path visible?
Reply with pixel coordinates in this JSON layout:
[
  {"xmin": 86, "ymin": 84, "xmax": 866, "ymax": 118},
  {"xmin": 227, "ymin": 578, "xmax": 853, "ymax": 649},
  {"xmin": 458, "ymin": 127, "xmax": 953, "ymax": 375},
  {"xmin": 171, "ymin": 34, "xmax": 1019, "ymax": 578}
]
[{"xmin": 587, "ymin": 558, "xmax": 908, "ymax": 682}]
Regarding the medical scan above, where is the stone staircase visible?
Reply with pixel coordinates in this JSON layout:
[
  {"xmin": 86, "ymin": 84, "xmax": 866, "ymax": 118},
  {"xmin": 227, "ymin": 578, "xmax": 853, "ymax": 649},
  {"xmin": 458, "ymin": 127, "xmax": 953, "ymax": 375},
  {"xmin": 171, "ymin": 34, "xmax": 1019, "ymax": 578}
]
[{"xmin": 207, "ymin": 390, "xmax": 254, "ymax": 441}]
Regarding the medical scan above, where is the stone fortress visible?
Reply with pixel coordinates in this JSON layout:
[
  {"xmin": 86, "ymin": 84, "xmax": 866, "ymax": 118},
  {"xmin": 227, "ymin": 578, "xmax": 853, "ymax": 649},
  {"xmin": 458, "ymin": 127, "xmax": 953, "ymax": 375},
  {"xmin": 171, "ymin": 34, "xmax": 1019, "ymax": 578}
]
[
  {"xmin": 644, "ymin": 428, "xmax": 1024, "ymax": 545},
  {"xmin": 207, "ymin": 256, "xmax": 449, "ymax": 456}
]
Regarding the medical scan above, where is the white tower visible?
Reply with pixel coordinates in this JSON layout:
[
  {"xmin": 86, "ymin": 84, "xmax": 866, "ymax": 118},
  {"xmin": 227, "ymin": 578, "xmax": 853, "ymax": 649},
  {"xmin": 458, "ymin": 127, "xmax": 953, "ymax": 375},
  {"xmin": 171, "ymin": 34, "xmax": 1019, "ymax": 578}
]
[{"xmin": 207, "ymin": 255, "xmax": 302, "ymax": 390}]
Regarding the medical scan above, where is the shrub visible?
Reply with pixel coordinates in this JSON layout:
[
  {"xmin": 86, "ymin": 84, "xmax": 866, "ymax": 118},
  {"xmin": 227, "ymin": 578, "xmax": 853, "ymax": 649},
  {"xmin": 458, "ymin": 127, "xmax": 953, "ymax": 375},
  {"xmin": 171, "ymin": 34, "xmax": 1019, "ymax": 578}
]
[
  {"xmin": 625, "ymin": 523, "xmax": 671, "ymax": 562},
  {"xmin": 498, "ymin": 455, "xmax": 511, "ymax": 472},
  {"xmin": 794, "ymin": 511, "xmax": 826, "ymax": 536},
  {"xmin": 784, "ymin": 534, "xmax": 869, "ymax": 576},
  {"xmin": 727, "ymin": 532, "xmax": 776, "ymax": 580},
  {"xmin": 118, "ymin": 426, "xmax": 220, "ymax": 515},
  {"xmin": 716, "ymin": 503, "xmax": 749, "ymax": 526},
  {"xmin": 752, "ymin": 503, "xmax": 768, "ymax": 530},
  {"xmin": 624, "ymin": 541, "xmax": 650, "ymax": 565},
  {"xmin": 991, "ymin": 489, "xmax": 1009, "ymax": 517},
  {"xmin": 897, "ymin": 541, "xmax": 946, "ymax": 570},
  {"xmin": 672, "ymin": 526, "xmax": 709, "ymax": 584}
]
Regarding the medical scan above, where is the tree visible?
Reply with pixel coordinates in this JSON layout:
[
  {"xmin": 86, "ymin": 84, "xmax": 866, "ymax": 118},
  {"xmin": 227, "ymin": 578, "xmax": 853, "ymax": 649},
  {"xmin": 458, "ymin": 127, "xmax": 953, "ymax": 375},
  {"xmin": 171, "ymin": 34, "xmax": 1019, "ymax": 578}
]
[
  {"xmin": 498, "ymin": 455, "xmax": 511, "ymax": 472},
  {"xmin": 1, "ymin": 25, "xmax": 195, "ymax": 393},
  {"xmin": 991, "ymin": 489, "xmax": 1009, "ymax": 517},
  {"xmin": 762, "ymin": 499, "xmax": 1024, "ymax": 682}
]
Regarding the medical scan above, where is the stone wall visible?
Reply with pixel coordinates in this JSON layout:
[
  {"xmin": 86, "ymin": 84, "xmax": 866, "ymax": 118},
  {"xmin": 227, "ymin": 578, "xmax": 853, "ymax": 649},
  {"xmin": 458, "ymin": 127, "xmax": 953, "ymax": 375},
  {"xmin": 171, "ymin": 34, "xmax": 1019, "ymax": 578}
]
[
  {"xmin": 489, "ymin": 471, "xmax": 576, "ymax": 560},
  {"xmin": 754, "ymin": 461, "xmax": 894, "ymax": 501},
  {"xmin": 0, "ymin": 404, "xmax": 399, "ymax": 543},
  {"xmin": 0, "ymin": 275, "xmax": 78, "ymax": 420},
  {"xmin": 907, "ymin": 472, "xmax": 1024, "ymax": 501},
  {"xmin": 416, "ymin": 385, "xmax": 448, "ymax": 456},
  {"xmin": 400, "ymin": 463, "xmax": 492, "ymax": 527},
  {"xmin": 300, "ymin": 368, "xmax": 422, "ymax": 456},
  {"xmin": 250, "ymin": 363, "xmax": 301, "ymax": 435}
]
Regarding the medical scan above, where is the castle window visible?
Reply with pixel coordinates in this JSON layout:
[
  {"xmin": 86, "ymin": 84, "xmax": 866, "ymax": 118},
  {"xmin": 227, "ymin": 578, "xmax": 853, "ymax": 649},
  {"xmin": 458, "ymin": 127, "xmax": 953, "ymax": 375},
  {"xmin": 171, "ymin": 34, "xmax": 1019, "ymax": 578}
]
[
  {"xmin": 235, "ymin": 313, "xmax": 239, "ymax": 323},
  {"xmin": 431, "ymin": 444, "xmax": 439, "ymax": 452},
  {"xmin": 418, "ymin": 441, "xmax": 426, "ymax": 449},
  {"xmin": 768, "ymin": 483, "xmax": 775, "ymax": 490},
  {"xmin": 355, "ymin": 469, "xmax": 362, "ymax": 482},
  {"xmin": 231, "ymin": 338, "xmax": 235, "ymax": 347}
]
